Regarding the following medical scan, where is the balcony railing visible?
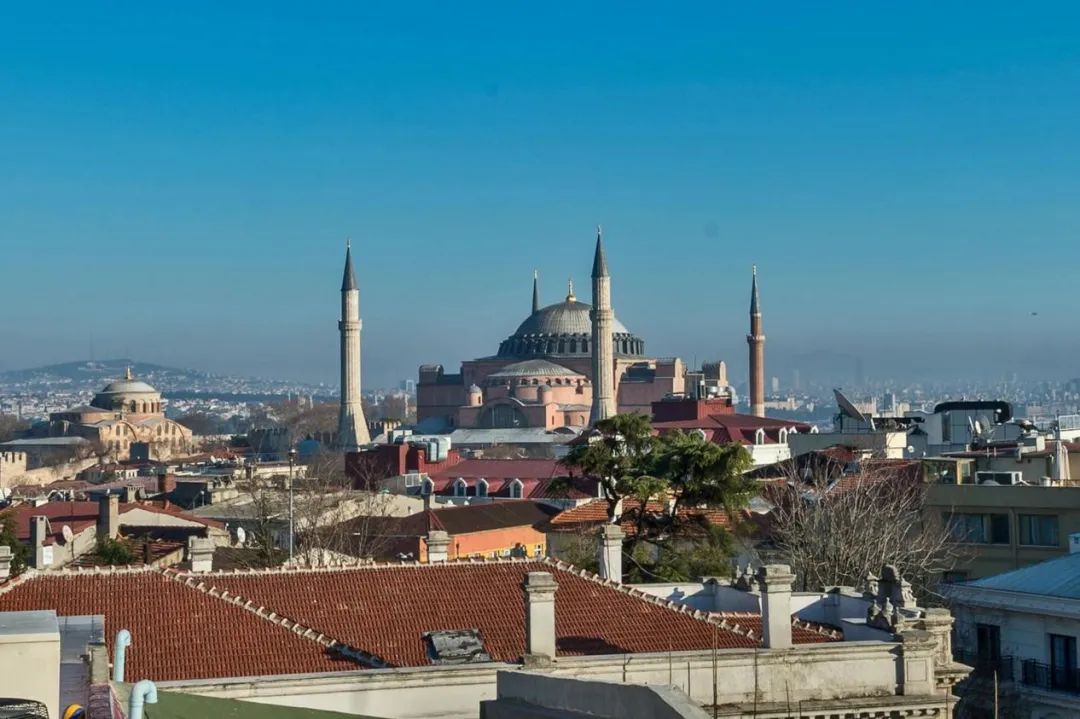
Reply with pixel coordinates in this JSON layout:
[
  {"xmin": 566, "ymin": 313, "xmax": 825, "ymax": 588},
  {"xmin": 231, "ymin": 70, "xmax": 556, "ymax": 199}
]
[
  {"xmin": 1021, "ymin": 659, "xmax": 1080, "ymax": 694},
  {"xmin": 953, "ymin": 651, "xmax": 1014, "ymax": 681}
]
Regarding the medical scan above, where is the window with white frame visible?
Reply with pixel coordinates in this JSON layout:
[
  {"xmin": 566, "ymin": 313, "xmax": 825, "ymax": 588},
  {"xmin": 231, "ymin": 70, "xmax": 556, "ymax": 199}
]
[
  {"xmin": 754, "ymin": 428, "xmax": 766, "ymax": 445},
  {"xmin": 421, "ymin": 479, "xmax": 434, "ymax": 495},
  {"xmin": 534, "ymin": 544, "xmax": 544, "ymax": 557},
  {"xmin": 476, "ymin": 479, "xmax": 489, "ymax": 497},
  {"xmin": 453, "ymin": 479, "xmax": 467, "ymax": 497},
  {"xmin": 509, "ymin": 479, "xmax": 524, "ymax": 499},
  {"xmin": 778, "ymin": 428, "xmax": 788, "ymax": 443}
]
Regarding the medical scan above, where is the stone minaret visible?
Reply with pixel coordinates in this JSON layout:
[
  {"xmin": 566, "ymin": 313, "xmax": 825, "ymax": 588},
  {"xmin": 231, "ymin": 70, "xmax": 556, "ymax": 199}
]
[
  {"xmin": 532, "ymin": 270, "xmax": 540, "ymax": 314},
  {"xmin": 589, "ymin": 226, "xmax": 617, "ymax": 423},
  {"xmin": 337, "ymin": 240, "xmax": 370, "ymax": 450},
  {"xmin": 747, "ymin": 266, "xmax": 766, "ymax": 418}
]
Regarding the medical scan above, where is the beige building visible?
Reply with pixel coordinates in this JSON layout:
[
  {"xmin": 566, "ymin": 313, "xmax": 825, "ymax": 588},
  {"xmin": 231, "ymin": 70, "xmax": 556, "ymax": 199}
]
[{"xmin": 24, "ymin": 368, "xmax": 192, "ymax": 461}]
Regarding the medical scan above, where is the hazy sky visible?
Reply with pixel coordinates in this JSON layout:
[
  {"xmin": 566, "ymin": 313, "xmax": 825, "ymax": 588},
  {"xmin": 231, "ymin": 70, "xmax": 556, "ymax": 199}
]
[{"xmin": 3, "ymin": 2, "xmax": 1080, "ymax": 388}]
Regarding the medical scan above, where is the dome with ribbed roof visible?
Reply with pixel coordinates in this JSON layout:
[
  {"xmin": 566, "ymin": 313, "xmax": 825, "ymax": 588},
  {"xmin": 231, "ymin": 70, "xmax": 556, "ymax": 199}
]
[
  {"xmin": 89, "ymin": 369, "xmax": 163, "ymax": 414},
  {"xmin": 496, "ymin": 286, "xmax": 645, "ymax": 361}
]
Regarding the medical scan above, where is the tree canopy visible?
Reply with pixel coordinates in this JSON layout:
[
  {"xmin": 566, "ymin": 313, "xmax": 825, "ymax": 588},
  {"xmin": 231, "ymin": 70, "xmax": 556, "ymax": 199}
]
[{"xmin": 560, "ymin": 413, "xmax": 755, "ymax": 582}]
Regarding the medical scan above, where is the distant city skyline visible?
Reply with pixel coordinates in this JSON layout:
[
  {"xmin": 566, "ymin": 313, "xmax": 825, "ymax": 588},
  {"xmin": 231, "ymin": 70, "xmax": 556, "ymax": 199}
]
[{"xmin": 4, "ymin": 2, "xmax": 1080, "ymax": 387}]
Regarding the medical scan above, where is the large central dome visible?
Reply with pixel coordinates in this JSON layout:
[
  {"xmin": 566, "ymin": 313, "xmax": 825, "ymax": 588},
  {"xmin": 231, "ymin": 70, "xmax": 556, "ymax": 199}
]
[
  {"xmin": 496, "ymin": 288, "xmax": 645, "ymax": 360},
  {"xmin": 513, "ymin": 299, "xmax": 631, "ymax": 337}
]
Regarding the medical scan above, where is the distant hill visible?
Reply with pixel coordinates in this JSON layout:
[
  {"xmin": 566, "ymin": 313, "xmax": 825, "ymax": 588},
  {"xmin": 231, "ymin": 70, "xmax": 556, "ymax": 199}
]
[{"xmin": 0, "ymin": 359, "xmax": 334, "ymax": 398}]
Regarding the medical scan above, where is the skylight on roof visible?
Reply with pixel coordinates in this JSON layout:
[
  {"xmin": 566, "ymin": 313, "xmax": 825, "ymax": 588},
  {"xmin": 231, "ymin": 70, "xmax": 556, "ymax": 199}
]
[{"xmin": 424, "ymin": 629, "xmax": 492, "ymax": 665}]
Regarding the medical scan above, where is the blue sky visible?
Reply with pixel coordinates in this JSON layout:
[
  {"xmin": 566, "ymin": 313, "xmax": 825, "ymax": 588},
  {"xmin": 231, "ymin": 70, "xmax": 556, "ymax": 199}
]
[{"xmin": 3, "ymin": 2, "xmax": 1080, "ymax": 387}]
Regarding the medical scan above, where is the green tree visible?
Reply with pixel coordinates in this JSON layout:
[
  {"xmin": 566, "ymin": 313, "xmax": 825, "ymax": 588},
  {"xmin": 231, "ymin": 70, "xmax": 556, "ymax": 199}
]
[
  {"xmin": 0, "ymin": 511, "xmax": 29, "ymax": 576},
  {"xmin": 561, "ymin": 413, "xmax": 754, "ymax": 582},
  {"xmin": 95, "ymin": 537, "xmax": 136, "ymax": 566}
]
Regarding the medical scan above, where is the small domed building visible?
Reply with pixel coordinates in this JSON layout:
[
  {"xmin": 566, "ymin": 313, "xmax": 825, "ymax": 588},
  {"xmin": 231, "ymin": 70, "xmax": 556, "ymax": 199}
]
[
  {"xmin": 418, "ymin": 244, "xmax": 686, "ymax": 431},
  {"xmin": 39, "ymin": 368, "xmax": 193, "ymax": 460}
]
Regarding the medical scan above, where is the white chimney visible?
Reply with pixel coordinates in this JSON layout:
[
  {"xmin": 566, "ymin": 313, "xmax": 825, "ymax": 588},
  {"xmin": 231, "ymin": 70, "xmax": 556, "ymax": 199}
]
[
  {"xmin": 597, "ymin": 524, "xmax": 624, "ymax": 581},
  {"xmin": 0, "ymin": 545, "xmax": 11, "ymax": 580},
  {"xmin": 30, "ymin": 516, "xmax": 50, "ymax": 569},
  {"xmin": 1070, "ymin": 533, "xmax": 1080, "ymax": 554},
  {"xmin": 426, "ymin": 530, "xmax": 450, "ymax": 563},
  {"xmin": 756, "ymin": 564, "xmax": 796, "ymax": 649},
  {"xmin": 522, "ymin": 571, "xmax": 558, "ymax": 661},
  {"xmin": 187, "ymin": 537, "xmax": 215, "ymax": 572}
]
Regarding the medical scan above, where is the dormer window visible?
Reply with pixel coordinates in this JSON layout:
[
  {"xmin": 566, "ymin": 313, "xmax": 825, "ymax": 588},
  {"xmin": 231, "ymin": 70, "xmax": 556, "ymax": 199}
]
[
  {"xmin": 476, "ymin": 479, "xmax": 489, "ymax": 498},
  {"xmin": 754, "ymin": 428, "xmax": 766, "ymax": 445},
  {"xmin": 453, "ymin": 479, "xmax": 468, "ymax": 497},
  {"xmin": 509, "ymin": 479, "xmax": 524, "ymax": 499},
  {"xmin": 421, "ymin": 479, "xmax": 434, "ymax": 496},
  {"xmin": 778, "ymin": 428, "xmax": 788, "ymax": 443}
]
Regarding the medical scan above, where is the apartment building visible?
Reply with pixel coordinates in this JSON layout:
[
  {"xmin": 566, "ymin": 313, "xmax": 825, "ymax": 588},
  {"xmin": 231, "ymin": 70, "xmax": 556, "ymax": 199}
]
[{"xmin": 924, "ymin": 460, "xmax": 1080, "ymax": 580}]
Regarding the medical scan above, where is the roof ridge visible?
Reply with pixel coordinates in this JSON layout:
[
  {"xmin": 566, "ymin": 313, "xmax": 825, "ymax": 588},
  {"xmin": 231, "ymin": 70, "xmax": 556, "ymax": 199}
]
[
  {"xmin": 539, "ymin": 557, "xmax": 759, "ymax": 644},
  {"xmin": 154, "ymin": 567, "xmax": 390, "ymax": 668}
]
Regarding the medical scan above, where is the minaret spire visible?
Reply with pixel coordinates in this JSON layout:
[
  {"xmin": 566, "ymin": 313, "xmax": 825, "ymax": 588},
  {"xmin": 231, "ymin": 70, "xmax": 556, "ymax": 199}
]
[
  {"xmin": 532, "ymin": 270, "xmax": 540, "ymax": 313},
  {"xmin": 342, "ymin": 237, "xmax": 358, "ymax": 291},
  {"xmin": 337, "ymin": 240, "xmax": 370, "ymax": 450},
  {"xmin": 747, "ymin": 265, "xmax": 766, "ymax": 418},
  {"xmin": 590, "ymin": 225, "xmax": 616, "ymax": 424}
]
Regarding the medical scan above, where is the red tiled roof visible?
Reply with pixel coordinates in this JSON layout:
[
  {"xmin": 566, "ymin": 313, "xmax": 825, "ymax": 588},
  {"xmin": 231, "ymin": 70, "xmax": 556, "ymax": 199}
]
[
  {"xmin": 546, "ymin": 498, "xmax": 734, "ymax": 536},
  {"xmin": 0, "ymin": 570, "xmax": 354, "ymax": 681},
  {"xmin": 651, "ymin": 413, "xmax": 811, "ymax": 446},
  {"xmin": 707, "ymin": 612, "xmax": 842, "ymax": 644},
  {"xmin": 429, "ymin": 474, "xmax": 598, "ymax": 500},
  {"xmin": 176, "ymin": 561, "xmax": 759, "ymax": 667},
  {"xmin": 8, "ymin": 501, "xmax": 223, "ymax": 545},
  {"xmin": 429, "ymin": 459, "xmax": 569, "ymax": 482}
]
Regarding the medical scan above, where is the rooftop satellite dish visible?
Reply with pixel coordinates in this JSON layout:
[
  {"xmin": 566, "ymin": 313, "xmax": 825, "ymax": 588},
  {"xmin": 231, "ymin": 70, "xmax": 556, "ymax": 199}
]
[
  {"xmin": 61, "ymin": 525, "xmax": 74, "ymax": 544},
  {"xmin": 833, "ymin": 389, "xmax": 869, "ymax": 425},
  {"xmin": 235, "ymin": 526, "xmax": 246, "ymax": 546}
]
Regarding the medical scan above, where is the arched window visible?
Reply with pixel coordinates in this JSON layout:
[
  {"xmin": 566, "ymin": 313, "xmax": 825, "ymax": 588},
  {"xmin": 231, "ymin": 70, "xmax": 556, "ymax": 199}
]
[
  {"xmin": 509, "ymin": 479, "xmax": 524, "ymax": 499},
  {"xmin": 778, "ymin": 428, "xmax": 788, "ymax": 443},
  {"xmin": 421, "ymin": 479, "xmax": 434, "ymax": 496},
  {"xmin": 558, "ymin": 340, "xmax": 566, "ymax": 353},
  {"xmin": 453, "ymin": 479, "xmax": 468, "ymax": 497},
  {"xmin": 569, "ymin": 339, "xmax": 578, "ymax": 353},
  {"xmin": 754, "ymin": 428, "xmax": 766, "ymax": 445},
  {"xmin": 476, "ymin": 479, "xmax": 489, "ymax": 497},
  {"xmin": 788, "ymin": 427, "xmax": 798, "ymax": 435},
  {"xmin": 581, "ymin": 340, "xmax": 589, "ymax": 353}
]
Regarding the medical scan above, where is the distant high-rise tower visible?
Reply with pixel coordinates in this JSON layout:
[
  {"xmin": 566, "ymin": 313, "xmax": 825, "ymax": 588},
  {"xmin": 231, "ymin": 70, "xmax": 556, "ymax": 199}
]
[
  {"xmin": 747, "ymin": 266, "xmax": 766, "ymax": 418},
  {"xmin": 337, "ymin": 240, "xmax": 370, "ymax": 450},
  {"xmin": 771, "ymin": 376, "xmax": 779, "ymax": 394},
  {"xmin": 589, "ymin": 226, "xmax": 616, "ymax": 424}
]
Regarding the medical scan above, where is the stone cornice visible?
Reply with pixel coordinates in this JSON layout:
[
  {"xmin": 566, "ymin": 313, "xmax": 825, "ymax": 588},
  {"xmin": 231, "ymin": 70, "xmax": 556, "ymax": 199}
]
[{"xmin": 946, "ymin": 584, "xmax": 1080, "ymax": 619}]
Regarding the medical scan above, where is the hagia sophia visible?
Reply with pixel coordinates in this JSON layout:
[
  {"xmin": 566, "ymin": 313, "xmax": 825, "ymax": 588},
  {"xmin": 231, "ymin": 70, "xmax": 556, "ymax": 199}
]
[
  {"xmin": 23, "ymin": 367, "xmax": 193, "ymax": 459},
  {"xmin": 413, "ymin": 229, "xmax": 765, "ymax": 432}
]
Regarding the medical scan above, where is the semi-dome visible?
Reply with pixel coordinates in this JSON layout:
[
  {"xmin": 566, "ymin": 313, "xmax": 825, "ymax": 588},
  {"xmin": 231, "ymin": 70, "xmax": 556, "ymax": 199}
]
[{"xmin": 488, "ymin": 359, "xmax": 582, "ymax": 379}]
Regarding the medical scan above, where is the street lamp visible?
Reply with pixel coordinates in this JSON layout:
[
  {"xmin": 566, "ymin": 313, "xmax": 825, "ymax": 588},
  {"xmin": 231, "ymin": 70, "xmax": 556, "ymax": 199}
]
[{"xmin": 287, "ymin": 448, "xmax": 298, "ymax": 563}]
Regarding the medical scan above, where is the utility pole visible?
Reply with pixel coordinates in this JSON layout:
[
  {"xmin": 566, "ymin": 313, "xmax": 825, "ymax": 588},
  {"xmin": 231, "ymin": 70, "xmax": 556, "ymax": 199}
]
[{"xmin": 288, "ymin": 448, "xmax": 297, "ymax": 563}]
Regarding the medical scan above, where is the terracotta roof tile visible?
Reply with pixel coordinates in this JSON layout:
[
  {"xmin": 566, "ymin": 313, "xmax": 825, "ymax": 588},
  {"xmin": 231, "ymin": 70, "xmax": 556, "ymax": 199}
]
[
  {"xmin": 173, "ymin": 560, "xmax": 760, "ymax": 667},
  {"xmin": 429, "ymin": 459, "xmax": 569, "ymax": 481},
  {"xmin": 547, "ymin": 499, "xmax": 734, "ymax": 536},
  {"xmin": 0, "ymin": 570, "xmax": 353, "ymax": 681},
  {"xmin": 707, "ymin": 612, "xmax": 842, "ymax": 644},
  {"xmin": 7, "ymin": 501, "xmax": 222, "ymax": 545}
]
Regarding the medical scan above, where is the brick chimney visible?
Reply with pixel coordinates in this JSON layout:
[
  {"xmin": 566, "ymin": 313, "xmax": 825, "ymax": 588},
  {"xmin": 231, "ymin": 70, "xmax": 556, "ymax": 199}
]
[
  {"xmin": 0, "ymin": 545, "xmax": 12, "ymax": 580},
  {"xmin": 97, "ymin": 495, "xmax": 119, "ymax": 540},
  {"xmin": 157, "ymin": 472, "xmax": 176, "ymax": 495},
  {"xmin": 187, "ymin": 536, "xmax": 214, "ymax": 572},
  {"xmin": 426, "ymin": 530, "xmax": 450, "ymax": 563},
  {"xmin": 597, "ymin": 524, "xmax": 624, "ymax": 581},
  {"xmin": 756, "ymin": 564, "xmax": 795, "ymax": 649},
  {"xmin": 522, "ymin": 572, "xmax": 558, "ymax": 663},
  {"xmin": 30, "ymin": 516, "xmax": 50, "ymax": 569}
]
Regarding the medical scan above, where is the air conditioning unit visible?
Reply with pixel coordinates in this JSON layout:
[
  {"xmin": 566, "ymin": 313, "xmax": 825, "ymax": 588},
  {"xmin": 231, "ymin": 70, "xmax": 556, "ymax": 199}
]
[{"xmin": 975, "ymin": 471, "xmax": 1023, "ymax": 486}]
